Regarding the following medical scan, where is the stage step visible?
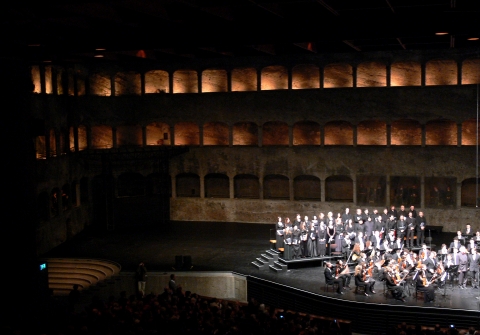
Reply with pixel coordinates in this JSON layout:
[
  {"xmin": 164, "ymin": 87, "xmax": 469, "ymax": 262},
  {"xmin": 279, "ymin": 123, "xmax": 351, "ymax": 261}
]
[
  {"xmin": 269, "ymin": 261, "xmax": 288, "ymax": 273},
  {"xmin": 251, "ymin": 260, "xmax": 268, "ymax": 270},
  {"xmin": 266, "ymin": 249, "xmax": 280, "ymax": 261},
  {"xmin": 260, "ymin": 253, "xmax": 275, "ymax": 265}
]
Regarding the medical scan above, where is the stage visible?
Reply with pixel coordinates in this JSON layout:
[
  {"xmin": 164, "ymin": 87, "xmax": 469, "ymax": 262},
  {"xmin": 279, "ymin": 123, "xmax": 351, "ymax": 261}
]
[{"xmin": 42, "ymin": 221, "xmax": 480, "ymax": 313}]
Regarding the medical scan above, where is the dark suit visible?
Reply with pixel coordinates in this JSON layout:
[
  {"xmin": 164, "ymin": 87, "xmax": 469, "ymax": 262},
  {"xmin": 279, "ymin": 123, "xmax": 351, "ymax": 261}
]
[
  {"xmin": 468, "ymin": 252, "xmax": 479, "ymax": 288},
  {"xmin": 324, "ymin": 266, "xmax": 344, "ymax": 293},
  {"xmin": 415, "ymin": 215, "xmax": 426, "ymax": 246}
]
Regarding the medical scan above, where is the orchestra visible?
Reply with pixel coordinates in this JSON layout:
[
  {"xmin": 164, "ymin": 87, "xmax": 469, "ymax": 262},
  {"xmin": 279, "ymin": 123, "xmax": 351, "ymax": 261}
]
[{"xmin": 275, "ymin": 206, "xmax": 480, "ymax": 304}]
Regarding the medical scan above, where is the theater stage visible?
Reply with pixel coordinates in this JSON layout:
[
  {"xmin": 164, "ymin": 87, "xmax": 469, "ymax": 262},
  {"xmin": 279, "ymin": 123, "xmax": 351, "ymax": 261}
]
[{"xmin": 42, "ymin": 221, "xmax": 480, "ymax": 313}]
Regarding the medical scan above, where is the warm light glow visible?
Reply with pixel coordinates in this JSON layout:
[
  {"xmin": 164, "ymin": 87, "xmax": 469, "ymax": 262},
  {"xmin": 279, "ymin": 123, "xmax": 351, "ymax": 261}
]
[
  {"xmin": 95, "ymin": 48, "xmax": 106, "ymax": 51},
  {"xmin": 94, "ymin": 54, "xmax": 104, "ymax": 58},
  {"xmin": 467, "ymin": 37, "xmax": 479, "ymax": 41},
  {"xmin": 435, "ymin": 32, "xmax": 448, "ymax": 35}
]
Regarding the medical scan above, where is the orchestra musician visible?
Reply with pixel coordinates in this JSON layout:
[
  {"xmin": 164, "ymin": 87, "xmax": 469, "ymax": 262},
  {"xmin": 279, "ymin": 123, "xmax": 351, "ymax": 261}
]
[
  {"xmin": 335, "ymin": 260, "xmax": 351, "ymax": 289},
  {"xmin": 354, "ymin": 264, "xmax": 376, "ymax": 296},
  {"xmin": 324, "ymin": 261, "xmax": 344, "ymax": 295},
  {"xmin": 384, "ymin": 266, "xmax": 407, "ymax": 302},
  {"xmin": 415, "ymin": 264, "xmax": 435, "ymax": 303}
]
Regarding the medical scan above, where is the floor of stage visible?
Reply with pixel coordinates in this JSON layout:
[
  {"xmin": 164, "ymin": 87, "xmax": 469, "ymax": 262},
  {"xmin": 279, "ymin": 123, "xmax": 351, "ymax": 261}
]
[{"xmin": 42, "ymin": 221, "xmax": 480, "ymax": 312}]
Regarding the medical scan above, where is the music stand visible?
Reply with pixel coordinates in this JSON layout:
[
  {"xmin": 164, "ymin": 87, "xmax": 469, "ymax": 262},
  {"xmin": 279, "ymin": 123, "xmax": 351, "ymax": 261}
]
[{"xmin": 446, "ymin": 265, "xmax": 459, "ymax": 289}]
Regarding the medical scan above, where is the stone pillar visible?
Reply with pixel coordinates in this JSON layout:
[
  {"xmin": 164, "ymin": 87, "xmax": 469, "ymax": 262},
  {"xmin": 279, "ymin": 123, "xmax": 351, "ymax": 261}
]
[
  {"xmin": 386, "ymin": 63, "xmax": 391, "ymax": 87},
  {"xmin": 199, "ymin": 123, "xmax": 204, "ymax": 146},
  {"xmin": 110, "ymin": 74, "xmax": 115, "ymax": 97},
  {"xmin": 52, "ymin": 66, "xmax": 58, "ymax": 95},
  {"xmin": 386, "ymin": 175, "xmax": 391, "ymax": 206},
  {"xmin": 319, "ymin": 66, "xmax": 324, "ymax": 89},
  {"xmin": 169, "ymin": 71, "xmax": 174, "ymax": 94},
  {"xmin": 456, "ymin": 182, "xmax": 462, "ymax": 209},
  {"xmin": 142, "ymin": 126, "xmax": 147, "ymax": 146},
  {"xmin": 258, "ymin": 125, "xmax": 263, "ymax": 147},
  {"xmin": 73, "ymin": 126, "xmax": 79, "ymax": 152},
  {"xmin": 352, "ymin": 66, "xmax": 357, "ymax": 88},
  {"xmin": 170, "ymin": 125, "xmax": 175, "ymax": 146},
  {"xmin": 457, "ymin": 123, "xmax": 462, "ymax": 147},
  {"xmin": 227, "ymin": 70, "xmax": 232, "ymax": 92},
  {"xmin": 257, "ymin": 68, "xmax": 262, "ymax": 91},
  {"xmin": 386, "ymin": 123, "xmax": 391, "ymax": 147},
  {"xmin": 200, "ymin": 174, "xmax": 205, "ymax": 198},
  {"xmin": 352, "ymin": 177, "xmax": 357, "ymax": 204},
  {"xmin": 457, "ymin": 60, "xmax": 462, "ymax": 85},
  {"xmin": 171, "ymin": 174, "xmax": 176, "ymax": 199},
  {"xmin": 259, "ymin": 176, "xmax": 264, "ymax": 200},
  {"xmin": 198, "ymin": 70, "xmax": 202, "ymax": 93},
  {"xmin": 353, "ymin": 124, "xmax": 357, "ymax": 147},
  {"xmin": 112, "ymin": 127, "xmax": 117, "ymax": 148},
  {"xmin": 40, "ymin": 64, "xmax": 46, "ymax": 93},
  {"xmin": 321, "ymin": 178, "xmax": 325, "ymax": 202},
  {"xmin": 421, "ymin": 124, "xmax": 426, "ymax": 147},
  {"xmin": 86, "ymin": 126, "xmax": 92, "ymax": 149},
  {"xmin": 228, "ymin": 124, "xmax": 233, "ymax": 147},
  {"xmin": 320, "ymin": 124, "xmax": 325, "ymax": 147},
  {"xmin": 288, "ymin": 124, "xmax": 293, "ymax": 147},
  {"xmin": 288, "ymin": 67, "xmax": 292, "ymax": 90},
  {"xmin": 421, "ymin": 62, "xmax": 426, "ymax": 87},
  {"xmin": 420, "ymin": 176, "xmax": 425, "ymax": 209},
  {"xmin": 140, "ymin": 72, "xmax": 145, "ymax": 95},
  {"xmin": 289, "ymin": 177, "xmax": 294, "ymax": 201},
  {"xmin": 229, "ymin": 176, "xmax": 234, "ymax": 199}
]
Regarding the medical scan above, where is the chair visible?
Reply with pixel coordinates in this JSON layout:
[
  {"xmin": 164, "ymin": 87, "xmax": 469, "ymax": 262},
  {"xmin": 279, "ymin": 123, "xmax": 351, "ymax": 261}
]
[
  {"xmin": 414, "ymin": 286, "xmax": 425, "ymax": 300},
  {"xmin": 324, "ymin": 273, "xmax": 339, "ymax": 292},
  {"xmin": 355, "ymin": 284, "xmax": 366, "ymax": 294}
]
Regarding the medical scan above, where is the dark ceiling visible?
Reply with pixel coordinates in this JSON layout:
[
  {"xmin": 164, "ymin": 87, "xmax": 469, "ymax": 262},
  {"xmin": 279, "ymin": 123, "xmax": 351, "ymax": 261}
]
[{"xmin": 4, "ymin": 0, "xmax": 480, "ymax": 64}]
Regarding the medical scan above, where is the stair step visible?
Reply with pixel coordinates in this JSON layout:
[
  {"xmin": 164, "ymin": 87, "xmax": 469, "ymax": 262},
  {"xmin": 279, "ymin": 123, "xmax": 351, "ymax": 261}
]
[
  {"xmin": 256, "ymin": 257, "xmax": 268, "ymax": 265},
  {"xmin": 265, "ymin": 249, "xmax": 280, "ymax": 260},
  {"xmin": 273, "ymin": 261, "xmax": 288, "ymax": 270},
  {"xmin": 261, "ymin": 254, "xmax": 275, "ymax": 264},
  {"xmin": 251, "ymin": 261, "xmax": 267, "ymax": 269},
  {"xmin": 269, "ymin": 264, "xmax": 286, "ymax": 272}
]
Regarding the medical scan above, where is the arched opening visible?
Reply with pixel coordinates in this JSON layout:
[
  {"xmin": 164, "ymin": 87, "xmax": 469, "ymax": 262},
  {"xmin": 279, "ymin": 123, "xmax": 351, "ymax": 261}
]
[
  {"xmin": 324, "ymin": 121, "xmax": 353, "ymax": 145},
  {"xmin": 78, "ymin": 125, "xmax": 88, "ymax": 151},
  {"xmin": 71, "ymin": 181, "xmax": 79, "ymax": 207},
  {"xmin": 233, "ymin": 122, "xmax": 258, "ymax": 146},
  {"xmin": 426, "ymin": 59, "xmax": 457, "ymax": 86},
  {"xmin": 461, "ymin": 58, "xmax": 480, "ymax": 84},
  {"xmin": 425, "ymin": 177, "xmax": 456, "ymax": 208},
  {"xmin": 262, "ymin": 121, "xmax": 289, "ymax": 146},
  {"xmin": 89, "ymin": 71, "xmax": 111, "ymax": 96},
  {"xmin": 69, "ymin": 126, "xmax": 75, "ymax": 152},
  {"xmin": 49, "ymin": 128, "xmax": 57, "ymax": 157},
  {"xmin": 205, "ymin": 173, "xmax": 229, "ymax": 198},
  {"xmin": 292, "ymin": 64, "xmax": 320, "ymax": 89},
  {"xmin": 294, "ymin": 175, "xmax": 321, "ymax": 200},
  {"xmin": 176, "ymin": 173, "xmax": 200, "ymax": 197},
  {"xmin": 357, "ymin": 120, "xmax": 386, "ymax": 145},
  {"xmin": 356, "ymin": 176, "xmax": 386, "ymax": 206},
  {"xmin": 325, "ymin": 176, "xmax": 353, "ymax": 202},
  {"xmin": 231, "ymin": 67, "xmax": 257, "ymax": 92},
  {"xmin": 146, "ymin": 122, "xmax": 171, "ymax": 145},
  {"xmin": 261, "ymin": 65, "xmax": 288, "ymax": 90},
  {"xmin": 145, "ymin": 70, "xmax": 169, "ymax": 94},
  {"xmin": 116, "ymin": 125, "xmax": 143, "ymax": 147},
  {"xmin": 234, "ymin": 174, "xmax": 259, "ymax": 199},
  {"xmin": 80, "ymin": 177, "xmax": 89, "ymax": 204},
  {"xmin": 425, "ymin": 119, "xmax": 457, "ymax": 145},
  {"xmin": 461, "ymin": 118, "xmax": 480, "ymax": 145},
  {"xmin": 173, "ymin": 69, "xmax": 198, "ymax": 93},
  {"xmin": 390, "ymin": 61, "xmax": 421, "ymax": 87},
  {"xmin": 174, "ymin": 122, "xmax": 200, "ymax": 145},
  {"xmin": 202, "ymin": 69, "xmax": 228, "ymax": 93},
  {"xmin": 293, "ymin": 121, "xmax": 320, "ymax": 145},
  {"xmin": 390, "ymin": 176, "xmax": 420, "ymax": 207},
  {"xmin": 115, "ymin": 71, "xmax": 141, "ymax": 95},
  {"xmin": 203, "ymin": 122, "xmax": 229, "ymax": 146},
  {"xmin": 461, "ymin": 178, "xmax": 479, "ymax": 207},
  {"xmin": 324, "ymin": 63, "xmax": 353, "ymax": 88},
  {"xmin": 264, "ymin": 174, "xmax": 289, "ymax": 200},
  {"xmin": 91, "ymin": 125, "xmax": 113, "ymax": 149},
  {"xmin": 117, "ymin": 172, "xmax": 146, "ymax": 197},
  {"xmin": 391, "ymin": 119, "xmax": 421, "ymax": 145},
  {"xmin": 357, "ymin": 61, "xmax": 387, "ymax": 87},
  {"xmin": 35, "ymin": 135, "xmax": 46, "ymax": 159}
]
